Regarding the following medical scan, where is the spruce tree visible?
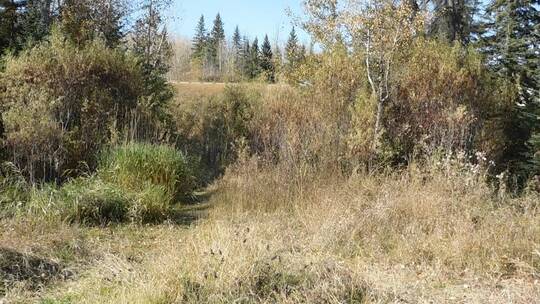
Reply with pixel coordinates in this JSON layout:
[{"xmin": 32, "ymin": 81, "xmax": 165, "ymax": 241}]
[
  {"xmin": 482, "ymin": 0, "xmax": 540, "ymax": 187},
  {"xmin": 273, "ymin": 44, "xmax": 283, "ymax": 81},
  {"xmin": 60, "ymin": 0, "xmax": 126, "ymax": 47},
  {"xmin": 209, "ymin": 13, "xmax": 225, "ymax": 72},
  {"xmin": 260, "ymin": 35, "xmax": 275, "ymax": 82},
  {"xmin": 232, "ymin": 25, "xmax": 243, "ymax": 74},
  {"xmin": 241, "ymin": 36, "xmax": 251, "ymax": 79},
  {"xmin": 430, "ymin": 0, "xmax": 480, "ymax": 44},
  {"xmin": 0, "ymin": 0, "xmax": 23, "ymax": 53},
  {"xmin": 285, "ymin": 27, "xmax": 300, "ymax": 65},
  {"xmin": 132, "ymin": 0, "xmax": 173, "ymax": 109},
  {"xmin": 249, "ymin": 37, "xmax": 261, "ymax": 79},
  {"xmin": 192, "ymin": 15, "xmax": 208, "ymax": 60},
  {"xmin": 16, "ymin": 0, "xmax": 55, "ymax": 49},
  {"xmin": 232, "ymin": 25, "xmax": 242, "ymax": 54}
]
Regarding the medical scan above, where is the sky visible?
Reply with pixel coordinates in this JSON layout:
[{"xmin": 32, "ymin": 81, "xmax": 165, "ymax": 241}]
[{"xmin": 167, "ymin": 0, "xmax": 310, "ymax": 45}]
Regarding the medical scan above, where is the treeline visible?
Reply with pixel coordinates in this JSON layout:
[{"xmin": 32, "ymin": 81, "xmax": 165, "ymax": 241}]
[{"xmin": 189, "ymin": 14, "xmax": 307, "ymax": 82}]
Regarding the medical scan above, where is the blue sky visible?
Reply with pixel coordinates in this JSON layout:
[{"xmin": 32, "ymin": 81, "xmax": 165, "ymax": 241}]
[{"xmin": 167, "ymin": 0, "xmax": 309, "ymax": 44}]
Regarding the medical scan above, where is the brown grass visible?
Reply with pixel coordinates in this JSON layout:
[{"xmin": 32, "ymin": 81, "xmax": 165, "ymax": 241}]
[
  {"xmin": 1, "ymin": 84, "xmax": 539, "ymax": 303},
  {"xmin": 4, "ymin": 158, "xmax": 537, "ymax": 303}
]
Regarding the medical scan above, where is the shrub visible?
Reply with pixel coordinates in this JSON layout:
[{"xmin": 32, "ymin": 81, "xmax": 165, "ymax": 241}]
[
  {"xmin": 130, "ymin": 184, "xmax": 173, "ymax": 223},
  {"xmin": 171, "ymin": 85, "xmax": 258, "ymax": 180},
  {"xmin": 20, "ymin": 143, "xmax": 196, "ymax": 225},
  {"xmin": 59, "ymin": 179, "xmax": 130, "ymax": 225},
  {"xmin": 0, "ymin": 29, "xmax": 144, "ymax": 182}
]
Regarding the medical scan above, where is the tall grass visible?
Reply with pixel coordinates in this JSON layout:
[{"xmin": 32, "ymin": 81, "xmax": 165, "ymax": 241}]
[
  {"xmin": 17, "ymin": 143, "xmax": 198, "ymax": 225},
  {"xmin": 38, "ymin": 158, "xmax": 539, "ymax": 303},
  {"xmin": 0, "ymin": 162, "xmax": 29, "ymax": 217},
  {"xmin": 99, "ymin": 143, "xmax": 197, "ymax": 200}
]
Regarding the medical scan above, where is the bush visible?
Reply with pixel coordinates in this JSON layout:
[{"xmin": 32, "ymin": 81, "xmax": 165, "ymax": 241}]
[
  {"xmin": 171, "ymin": 85, "xmax": 258, "ymax": 180},
  {"xmin": 130, "ymin": 184, "xmax": 173, "ymax": 223},
  {"xmin": 58, "ymin": 178, "xmax": 130, "ymax": 225},
  {"xmin": 0, "ymin": 29, "xmax": 144, "ymax": 182},
  {"xmin": 27, "ymin": 178, "xmax": 130, "ymax": 225}
]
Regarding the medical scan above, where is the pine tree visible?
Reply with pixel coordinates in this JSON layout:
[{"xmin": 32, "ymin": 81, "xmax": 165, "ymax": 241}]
[
  {"xmin": 16, "ymin": 0, "xmax": 56, "ymax": 48},
  {"xmin": 60, "ymin": 0, "xmax": 126, "ymax": 47},
  {"xmin": 285, "ymin": 27, "xmax": 300, "ymax": 65},
  {"xmin": 232, "ymin": 25, "xmax": 243, "ymax": 74},
  {"xmin": 430, "ymin": 0, "xmax": 480, "ymax": 44},
  {"xmin": 260, "ymin": 35, "xmax": 275, "ymax": 82},
  {"xmin": 273, "ymin": 44, "xmax": 283, "ymax": 81},
  {"xmin": 482, "ymin": 0, "xmax": 540, "ymax": 187},
  {"xmin": 249, "ymin": 37, "xmax": 260, "ymax": 79},
  {"xmin": 241, "ymin": 36, "xmax": 251, "ymax": 79},
  {"xmin": 0, "ymin": 0, "xmax": 24, "ymax": 53},
  {"xmin": 209, "ymin": 13, "xmax": 225, "ymax": 72},
  {"xmin": 132, "ymin": 0, "xmax": 173, "ymax": 108},
  {"xmin": 232, "ymin": 25, "xmax": 242, "ymax": 54},
  {"xmin": 192, "ymin": 15, "xmax": 208, "ymax": 60}
]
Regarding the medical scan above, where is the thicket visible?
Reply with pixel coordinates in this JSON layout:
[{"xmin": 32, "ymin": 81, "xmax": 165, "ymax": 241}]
[
  {"xmin": 0, "ymin": 30, "xmax": 144, "ymax": 182},
  {"xmin": 0, "ymin": 0, "xmax": 194, "ymax": 224}
]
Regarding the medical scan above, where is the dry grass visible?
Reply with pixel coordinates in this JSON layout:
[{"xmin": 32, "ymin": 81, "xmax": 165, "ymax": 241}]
[
  {"xmin": 172, "ymin": 82, "xmax": 289, "ymax": 101},
  {"xmin": 4, "ymin": 158, "xmax": 537, "ymax": 303},
  {"xmin": 173, "ymin": 82, "xmax": 228, "ymax": 99},
  {"xmin": 1, "ymin": 84, "xmax": 539, "ymax": 303}
]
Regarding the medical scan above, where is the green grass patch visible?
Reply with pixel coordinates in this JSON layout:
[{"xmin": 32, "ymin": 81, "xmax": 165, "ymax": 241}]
[{"xmin": 18, "ymin": 143, "xmax": 199, "ymax": 225}]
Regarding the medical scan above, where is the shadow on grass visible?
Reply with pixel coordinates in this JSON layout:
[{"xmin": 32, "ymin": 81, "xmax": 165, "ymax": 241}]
[
  {"xmin": 169, "ymin": 189, "xmax": 216, "ymax": 226},
  {"xmin": 0, "ymin": 248, "xmax": 72, "ymax": 295}
]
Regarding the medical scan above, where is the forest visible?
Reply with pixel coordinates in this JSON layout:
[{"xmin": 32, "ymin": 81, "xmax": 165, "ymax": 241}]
[{"xmin": 0, "ymin": 0, "xmax": 539, "ymax": 303}]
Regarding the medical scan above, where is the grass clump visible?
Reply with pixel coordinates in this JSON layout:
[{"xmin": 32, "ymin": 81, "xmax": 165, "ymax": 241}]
[
  {"xmin": 0, "ymin": 162, "xmax": 30, "ymax": 217},
  {"xmin": 99, "ymin": 143, "xmax": 197, "ymax": 201},
  {"xmin": 22, "ymin": 143, "xmax": 197, "ymax": 225},
  {"xmin": 27, "ymin": 178, "xmax": 130, "ymax": 225}
]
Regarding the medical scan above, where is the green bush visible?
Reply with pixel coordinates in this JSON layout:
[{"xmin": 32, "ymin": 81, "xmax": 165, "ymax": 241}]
[
  {"xmin": 130, "ymin": 184, "xmax": 172, "ymax": 223},
  {"xmin": 27, "ymin": 178, "xmax": 129, "ymax": 225}
]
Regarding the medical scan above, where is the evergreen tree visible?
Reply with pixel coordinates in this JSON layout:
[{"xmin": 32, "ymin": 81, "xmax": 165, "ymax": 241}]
[
  {"xmin": 285, "ymin": 27, "xmax": 300, "ymax": 65},
  {"xmin": 482, "ymin": 0, "xmax": 540, "ymax": 187},
  {"xmin": 232, "ymin": 25, "xmax": 243, "ymax": 73},
  {"xmin": 132, "ymin": 0, "xmax": 173, "ymax": 109},
  {"xmin": 241, "ymin": 36, "xmax": 251, "ymax": 79},
  {"xmin": 232, "ymin": 25, "xmax": 242, "ymax": 53},
  {"xmin": 0, "ymin": 0, "xmax": 24, "ymax": 54},
  {"xmin": 260, "ymin": 35, "xmax": 275, "ymax": 82},
  {"xmin": 273, "ymin": 44, "xmax": 283, "ymax": 81},
  {"xmin": 430, "ymin": 0, "xmax": 480, "ymax": 44},
  {"xmin": 192, "ymin": 15, "xmax": 208, "ymax": 60},
  {"xmin": 248, "ymin": 37, "xmax": 260, "ymax": 79},
  {"xmin": 209, "ymin": 13, "xmax": 225, "ymax": 72},
  {"xmin": 60, "ymin": 0, "xmax": 126, "ymax": 47}
]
